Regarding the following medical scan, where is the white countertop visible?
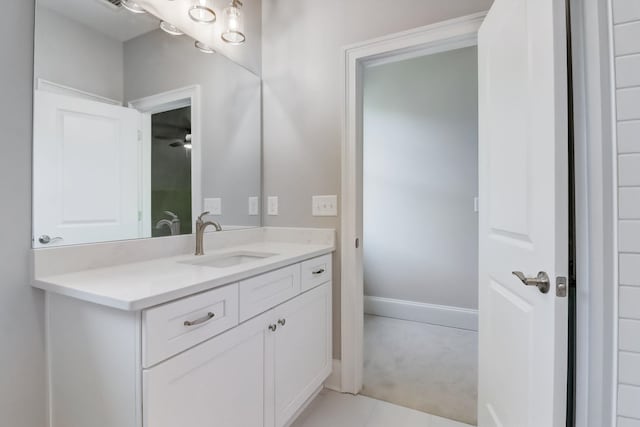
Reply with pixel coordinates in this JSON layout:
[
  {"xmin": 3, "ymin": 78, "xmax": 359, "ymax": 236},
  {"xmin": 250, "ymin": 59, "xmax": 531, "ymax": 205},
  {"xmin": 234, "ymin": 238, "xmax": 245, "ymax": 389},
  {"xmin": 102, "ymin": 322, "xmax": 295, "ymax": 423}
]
[{"xmin": 33, "ymin": 241, "xmax": 334, "ymax": 311}]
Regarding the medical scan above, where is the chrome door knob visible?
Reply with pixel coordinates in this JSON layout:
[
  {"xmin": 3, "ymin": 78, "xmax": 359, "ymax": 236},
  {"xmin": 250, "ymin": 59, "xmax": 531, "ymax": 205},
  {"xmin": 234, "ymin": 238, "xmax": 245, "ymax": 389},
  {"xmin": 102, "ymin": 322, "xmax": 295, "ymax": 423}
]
[
  {"xmin": 277, "ymin": 318, "xmax": 286, "ymax": 326},
  {"xmin": 38, "ymin": 235, "xmax": 63, "ymax": 245},
  {"xmin": 268, "ymin": 324, "xmax": 277, "ymax": 332},
  {"xmin": 512, "ymin": 271, "xmax": 550, "ymax": 294}
]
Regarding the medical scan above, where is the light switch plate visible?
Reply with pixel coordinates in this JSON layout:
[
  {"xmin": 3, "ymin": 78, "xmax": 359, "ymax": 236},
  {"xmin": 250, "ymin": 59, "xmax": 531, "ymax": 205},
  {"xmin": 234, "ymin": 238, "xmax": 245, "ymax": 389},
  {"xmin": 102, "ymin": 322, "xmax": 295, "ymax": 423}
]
[
  {"xmin": 312, "ymin": 195, "xmax": 338, "ymax": 216},
  {"xmin": 204, "ymin": 198, "xmax": 222, "ymax": 215},
  {"xmin": 267, "ymin": 196, "xmax": 278, "ymax": 216}
]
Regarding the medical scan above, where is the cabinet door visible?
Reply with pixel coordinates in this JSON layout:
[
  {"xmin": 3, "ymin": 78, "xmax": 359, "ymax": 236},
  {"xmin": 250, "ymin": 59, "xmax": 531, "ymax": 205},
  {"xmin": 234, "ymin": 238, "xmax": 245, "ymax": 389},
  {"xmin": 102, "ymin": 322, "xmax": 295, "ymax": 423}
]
[
  {"xmin": 143, "ymin": 311, "xmax": 274, "ymax": 427},
  {"xmin": 273, "ymin": 283, "xmax": 332, "ymax": 427}
]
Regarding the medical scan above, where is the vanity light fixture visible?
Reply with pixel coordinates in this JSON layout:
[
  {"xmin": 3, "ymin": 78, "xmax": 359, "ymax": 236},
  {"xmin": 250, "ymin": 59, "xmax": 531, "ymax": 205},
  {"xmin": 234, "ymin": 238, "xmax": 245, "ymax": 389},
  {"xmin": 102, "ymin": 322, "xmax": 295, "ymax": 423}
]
[
  {"xmin": 195, "ymin": 40, "xmax": 215, "ymax": 54},
  {"xmin": 160, "ymin": 21, "xmax": 184, "ymax": 36},
  {"xmin": 121, "ymin": 0, "xmax": 146, "ymax": 14},
  {"xmin": 189, "ymin": 0, "xmax": 216, "ymax": 24},
  {"xmin": 221, "ymin": 0, "xmax": 245, "ymax": 45}
]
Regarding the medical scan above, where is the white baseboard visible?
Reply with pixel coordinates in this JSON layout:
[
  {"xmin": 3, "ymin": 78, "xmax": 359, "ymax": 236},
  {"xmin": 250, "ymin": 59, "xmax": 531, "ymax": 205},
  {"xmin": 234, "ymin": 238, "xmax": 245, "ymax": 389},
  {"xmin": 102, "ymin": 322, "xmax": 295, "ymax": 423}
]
[
  {"xmin": 323, "ymin": 359, "xmax": 342, "ymax": 392},
  {"xmin": 364, "ymin": 296, "xmax": 478, "ymax": 331}
]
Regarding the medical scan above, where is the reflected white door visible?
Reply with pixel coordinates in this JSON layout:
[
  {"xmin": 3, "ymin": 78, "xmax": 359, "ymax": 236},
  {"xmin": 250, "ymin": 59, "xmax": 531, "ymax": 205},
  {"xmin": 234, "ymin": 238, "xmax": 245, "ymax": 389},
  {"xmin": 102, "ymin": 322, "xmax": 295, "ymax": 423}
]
[
  {"xmin": 477, "ymin": 0, "xmax": 569, "ymax": 426},
  {"xmin": 33, "ymin": 91, "xmax": 142, "ymax": 247}
]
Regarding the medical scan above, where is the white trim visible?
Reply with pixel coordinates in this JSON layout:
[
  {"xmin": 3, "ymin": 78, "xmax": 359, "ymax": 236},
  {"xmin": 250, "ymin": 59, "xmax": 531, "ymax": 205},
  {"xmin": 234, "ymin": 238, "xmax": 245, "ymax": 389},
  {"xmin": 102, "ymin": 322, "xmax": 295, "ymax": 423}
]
[
  {"xmin": 340, "ymin": 12, "xmax": 487, "ymax": 395},
  {"xmin": 36, "ymin": 79, "xmax": 121, "ymax": 106},
  {"xmin": 606, "ymin": 0, "xmax": 619, "ymax": 424},
  {"xmin": 128, "ymin": 85, "xmax": 203, "ymax": 235},
  {"xmin": 323, "ymin": 359, "xmax": 342, "ymax": 392},
  {"xmin": 364, "ymin": 296, "xmax": 479, "ymax": 331},
  {"xmin": 570, "ymin": 0, "xmax": 618, "ymax": 425}
]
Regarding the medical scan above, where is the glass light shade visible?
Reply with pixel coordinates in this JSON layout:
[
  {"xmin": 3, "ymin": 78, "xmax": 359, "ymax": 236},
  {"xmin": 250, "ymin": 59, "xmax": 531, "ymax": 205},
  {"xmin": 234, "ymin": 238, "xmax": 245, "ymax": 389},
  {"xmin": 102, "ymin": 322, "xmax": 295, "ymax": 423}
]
[
  {"xmin": 160, "ymin": 21, "xmax": 183, "ymax": 36},
  {"xmin": 189, "ymin": 0, "xmax": 216, "ymax": 23},
  {"xmin": 122, "ymin": 0, "xmax": 146, "ymax": 14},
  {"xmin": 194, "ymin": 40, "xmax": 215, "ymax": 54},
  {"xmin": 221, "ymin": 4, "xmax": 245, "ymax": 44}
]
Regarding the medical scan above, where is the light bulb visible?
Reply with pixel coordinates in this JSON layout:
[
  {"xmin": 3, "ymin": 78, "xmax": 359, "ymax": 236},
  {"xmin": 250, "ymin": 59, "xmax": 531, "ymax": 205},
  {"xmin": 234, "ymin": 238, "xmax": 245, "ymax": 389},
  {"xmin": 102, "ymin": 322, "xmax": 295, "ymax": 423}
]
[
  {"xmin": 122, "ymin": 0, "xmax": 146, "ymax": 14},
  {"xmin": 189, "ymin": 0, "xmax": 216, "ymax": 24},
  {"xmin": 195, "ymin": 41, "xmax": 215, "ymax": 54},
  {"xmin": 160, "ymin": 21, "xmax": 183, "ymax": 36},
  {"xmin": 221, "ymin": 2, "xmax": 245, "ymax": 45}
]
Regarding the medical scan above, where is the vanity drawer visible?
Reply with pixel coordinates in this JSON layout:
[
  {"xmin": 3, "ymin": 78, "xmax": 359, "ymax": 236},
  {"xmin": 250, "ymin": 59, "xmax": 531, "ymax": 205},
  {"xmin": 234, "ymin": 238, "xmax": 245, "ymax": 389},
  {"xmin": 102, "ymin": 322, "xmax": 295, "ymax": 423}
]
[
  {"xmin": 239, "ymin": 264, "xmax": 301, "ymax": 322},
  {"xmin": 142, "ymin": 283, "xmax": 239, "ymax": 368},
  {"xmin": 300, "ymin": 254, "xmax": 332, "ymax": 292}
]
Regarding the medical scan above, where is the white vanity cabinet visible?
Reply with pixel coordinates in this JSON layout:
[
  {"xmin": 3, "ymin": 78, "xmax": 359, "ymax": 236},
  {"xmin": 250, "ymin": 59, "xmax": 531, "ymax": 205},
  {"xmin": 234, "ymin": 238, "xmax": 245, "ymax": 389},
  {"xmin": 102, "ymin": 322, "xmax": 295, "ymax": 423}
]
[
  {"xmin": 45, "ymin": 254, "xmax": 333, "ymax": 427},
  {"xmin": 272, "ymin": 283, "xmax": 332, "ymax": 426},
  {"xmin": 143, "ymin": 309, "xmax": 273, "ymax": 427}
]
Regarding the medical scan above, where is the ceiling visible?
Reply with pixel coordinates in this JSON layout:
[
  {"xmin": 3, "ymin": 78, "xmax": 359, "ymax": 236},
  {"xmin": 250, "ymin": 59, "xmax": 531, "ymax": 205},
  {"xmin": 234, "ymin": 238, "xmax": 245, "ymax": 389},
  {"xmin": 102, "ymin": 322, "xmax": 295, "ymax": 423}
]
[{"xmin": 37, "ymin": 0, "xmax": 160, "ymax": 42}]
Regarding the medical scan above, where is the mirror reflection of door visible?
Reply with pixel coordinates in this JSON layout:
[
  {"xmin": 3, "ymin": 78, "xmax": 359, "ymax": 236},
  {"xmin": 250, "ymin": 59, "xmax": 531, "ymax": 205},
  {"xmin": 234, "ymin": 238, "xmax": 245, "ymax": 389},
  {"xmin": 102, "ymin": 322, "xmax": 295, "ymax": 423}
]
[{"xmin": 151, "ymin": 106, "xmax": 192, "ymax": 237}]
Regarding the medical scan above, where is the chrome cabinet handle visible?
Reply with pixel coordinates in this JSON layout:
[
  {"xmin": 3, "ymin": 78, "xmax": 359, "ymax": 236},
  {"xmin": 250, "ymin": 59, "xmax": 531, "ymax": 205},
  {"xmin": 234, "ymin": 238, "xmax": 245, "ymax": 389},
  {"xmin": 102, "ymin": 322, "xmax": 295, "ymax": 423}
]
[
  {"xmin": 277, "ymin": 318, "xmax": 286, "ymax": 327},
  {"xmin": 184, "ymin": 312, "xmax": 215, "ymax": 327},
  {"xmin": 312, "ymin": 268, "xmax": 325, "ymax": 276},
  {"xmin": 512, "ymin": 271, "xmax": 550, "ymax": 294},
  {"xmin": 268, "ymin": 324, "xmax": 277, "ymax": 332},
  {"xmin": 38, "ymin": 235, "xmax": 63, "ymax": 245}
]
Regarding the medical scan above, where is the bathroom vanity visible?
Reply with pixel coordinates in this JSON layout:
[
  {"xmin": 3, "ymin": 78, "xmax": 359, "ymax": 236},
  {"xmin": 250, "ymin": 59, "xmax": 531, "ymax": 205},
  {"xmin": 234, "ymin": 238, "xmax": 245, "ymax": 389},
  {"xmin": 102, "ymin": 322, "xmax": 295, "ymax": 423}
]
[
  {"xmin": 33, "ymin": 228, "xmax": 334, "ymax": 427},
  {"xmin": 29, "ymin": 2, "xmax": 335, "ymax": 425}
]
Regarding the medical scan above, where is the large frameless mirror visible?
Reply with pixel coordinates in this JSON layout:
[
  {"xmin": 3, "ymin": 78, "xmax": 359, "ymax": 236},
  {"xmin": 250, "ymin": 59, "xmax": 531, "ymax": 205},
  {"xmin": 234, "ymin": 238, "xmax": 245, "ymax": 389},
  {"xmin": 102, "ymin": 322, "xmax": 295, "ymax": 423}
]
[{"xmin": 32, "ymin": 0, "xmax": 261, "ymax": 248}]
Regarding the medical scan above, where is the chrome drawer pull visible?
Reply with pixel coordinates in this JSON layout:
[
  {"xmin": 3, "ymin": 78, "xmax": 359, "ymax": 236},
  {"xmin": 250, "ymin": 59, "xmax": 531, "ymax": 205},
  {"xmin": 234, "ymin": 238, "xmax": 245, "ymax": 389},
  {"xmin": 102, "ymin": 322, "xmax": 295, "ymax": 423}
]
[
  {"xmin": 278, "ymin": 318, "xmax": 286, "ymax": 326},
  {"xmin": 184, "ymin": 312, "xmax": 215, "ymax": 327},
  {"xmin": 312, "ymin": 268, "xmax": 325, "ymax": 276}
]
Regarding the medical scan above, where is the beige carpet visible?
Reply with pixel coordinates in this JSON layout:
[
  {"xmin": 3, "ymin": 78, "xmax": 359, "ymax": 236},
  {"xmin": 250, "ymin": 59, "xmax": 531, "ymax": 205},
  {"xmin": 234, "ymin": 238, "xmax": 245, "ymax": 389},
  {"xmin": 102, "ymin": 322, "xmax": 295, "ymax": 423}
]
[{"xmin": 362, "ymin": 314, "xmax": 478, "ymax": 425}]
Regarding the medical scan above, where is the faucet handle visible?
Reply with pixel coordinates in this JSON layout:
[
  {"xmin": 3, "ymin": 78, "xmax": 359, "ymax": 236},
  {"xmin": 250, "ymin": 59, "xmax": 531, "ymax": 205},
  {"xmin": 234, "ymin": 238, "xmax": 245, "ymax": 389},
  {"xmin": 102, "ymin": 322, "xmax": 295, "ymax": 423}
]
[
  {"xmin": 197, "ymin": 211, "xmax": 211, "ymax": 222},
  {"xmin": 164, "ymin": 210, "xmax": 179, "ymax": 220}
]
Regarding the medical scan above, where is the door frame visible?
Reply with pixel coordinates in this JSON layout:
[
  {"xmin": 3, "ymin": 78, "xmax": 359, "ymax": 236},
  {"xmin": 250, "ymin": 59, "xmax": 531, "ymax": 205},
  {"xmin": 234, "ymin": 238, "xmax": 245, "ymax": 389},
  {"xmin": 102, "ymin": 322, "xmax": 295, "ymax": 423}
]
[
  {"xmin": 569, "ymin": 0, "xmax": 618, "ymax": 424},
  {"xmin": 339, "ymin": 8, "xmax": 617, "ymax": 426},
  {"xmin": 339, "ymin": 12, "xmax": 486, "ymax": 395},
  {"xmin": 128, "ymin": 85, "xmax": 202, "ymax": 237}
]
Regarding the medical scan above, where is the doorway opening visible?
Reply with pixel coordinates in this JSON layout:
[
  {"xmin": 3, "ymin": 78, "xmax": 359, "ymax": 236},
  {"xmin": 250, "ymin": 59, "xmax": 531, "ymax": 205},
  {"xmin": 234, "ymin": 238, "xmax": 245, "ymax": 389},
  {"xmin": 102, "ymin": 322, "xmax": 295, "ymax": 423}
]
[
  {"xmin": 341, "ymin": 9, "xmax": 577, "ymax": 427},
  {"xmin": 128, "ymin": 85, "xmax": 202, "ymax": 239},
  {"xmin": 151, "ymin": 106, "xmax": 193, "ymax": 237},
  {"xmin": 360, "ymin": 45, "xmax": 479, "ymax": 426}
]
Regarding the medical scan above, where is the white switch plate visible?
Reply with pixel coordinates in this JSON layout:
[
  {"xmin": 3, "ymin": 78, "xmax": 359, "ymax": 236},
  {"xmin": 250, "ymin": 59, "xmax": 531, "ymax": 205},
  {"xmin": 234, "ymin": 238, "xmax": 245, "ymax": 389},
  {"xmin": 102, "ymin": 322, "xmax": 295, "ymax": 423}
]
[
  {"xmin": 312, "ymin": 195, "xmax": 338, "ymax": 216},
  {"xmin": 204, "ymin": 198, "xmax": 222, "ymax": 215},
  {"xmin": 249, "ymin": 196, "xmax": 259, "ymax": 216},
  {"xmin": 267, "ymin": 196, "xmax": 278, "ymax": 216}
]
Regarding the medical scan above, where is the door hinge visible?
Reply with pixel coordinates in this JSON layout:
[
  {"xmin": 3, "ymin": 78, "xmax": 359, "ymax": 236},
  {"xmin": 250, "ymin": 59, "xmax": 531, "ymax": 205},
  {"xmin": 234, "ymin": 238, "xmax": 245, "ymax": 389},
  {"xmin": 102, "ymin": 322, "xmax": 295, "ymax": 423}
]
[
  {"xmin": 556, "ymin": 276, "xmax": 567, "ymax": 298},
  {"xmin": 138, "ymin": 211, "xmax": 142, "ymax": 221},
  {"xmin": 137, "ymin": 129, "xmax": 142, "ymax": 142},
  {"xmin": 355, "ymin": 237, "xmax": 360, "ymax": 249}
]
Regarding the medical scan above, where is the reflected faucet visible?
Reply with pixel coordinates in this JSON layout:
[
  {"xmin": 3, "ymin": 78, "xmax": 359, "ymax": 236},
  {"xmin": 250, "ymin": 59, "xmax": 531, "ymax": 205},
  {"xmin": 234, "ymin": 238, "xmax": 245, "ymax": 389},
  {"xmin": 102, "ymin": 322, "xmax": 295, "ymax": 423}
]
[
  {"xmin": 195, "ymin": 211, "xmax": 222, "ymax": 256},
  {"xmin": 155, "ymin": 211, "xmax": 181, "ymax": 236}
]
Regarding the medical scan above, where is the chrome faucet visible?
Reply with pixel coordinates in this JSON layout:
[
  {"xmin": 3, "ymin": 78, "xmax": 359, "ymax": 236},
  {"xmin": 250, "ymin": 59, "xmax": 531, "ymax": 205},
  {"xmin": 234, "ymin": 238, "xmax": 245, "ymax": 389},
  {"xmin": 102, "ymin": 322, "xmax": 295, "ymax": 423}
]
[
  {"xmin": 195, "ymin": 211, "xmax": 222, "ymax": 256},
  {"xmin": 155, "ymin": 211, "xmax": 181, "ymax": 236}
]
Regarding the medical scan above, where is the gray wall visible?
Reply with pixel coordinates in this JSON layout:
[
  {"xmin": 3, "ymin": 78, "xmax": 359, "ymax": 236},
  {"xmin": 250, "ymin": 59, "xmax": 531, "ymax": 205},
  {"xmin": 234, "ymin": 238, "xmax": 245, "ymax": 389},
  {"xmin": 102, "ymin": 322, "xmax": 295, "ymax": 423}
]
[
  {"xmin": 261, "ymin": 0, "xmax": 493, "ymax": 357},
  {"xmin": 363, "ymin": 47, "xmax": 479, "ymax": 310},
  {"xmin": 0, "ymin": 1, "xmax": 48, "ymax": 427},
  {"xmin": 34, "ymin": 6, "xmax": 124, "ymax": 101},
  {"xmin": 124, "ymin": 30, "xmax": 262, "ymax": 227}
]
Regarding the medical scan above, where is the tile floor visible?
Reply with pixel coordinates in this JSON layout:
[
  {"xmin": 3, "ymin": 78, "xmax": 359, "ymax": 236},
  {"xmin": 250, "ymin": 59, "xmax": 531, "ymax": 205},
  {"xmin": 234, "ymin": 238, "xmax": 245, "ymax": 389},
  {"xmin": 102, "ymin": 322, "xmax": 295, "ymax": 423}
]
[
  {"xmin": 362, "ymin": 315, "xmax": 478, "ymax": 425},
  {"xmin": 290, "ymin": 389, "xmax": 473, "ymax": 427}
]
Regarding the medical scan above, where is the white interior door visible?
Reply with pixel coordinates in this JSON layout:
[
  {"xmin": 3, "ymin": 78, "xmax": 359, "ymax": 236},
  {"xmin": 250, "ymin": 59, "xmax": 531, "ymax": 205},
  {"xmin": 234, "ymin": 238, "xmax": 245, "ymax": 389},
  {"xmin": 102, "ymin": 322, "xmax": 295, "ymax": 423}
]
[
  {"xmin": 477, "ymin": 1, "xmax": 568, "ymax": 426},
  {"xmin": 33, "ymin": 90, "xmax": 142, "ymax": 247}
]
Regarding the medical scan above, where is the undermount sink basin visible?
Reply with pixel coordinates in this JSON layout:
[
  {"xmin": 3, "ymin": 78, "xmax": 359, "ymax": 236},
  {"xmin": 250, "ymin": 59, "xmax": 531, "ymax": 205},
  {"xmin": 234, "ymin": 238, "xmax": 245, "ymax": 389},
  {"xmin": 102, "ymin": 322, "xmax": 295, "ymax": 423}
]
[{"xmin": 180, "ymin": 251, "xmax": 277, "ymax": 268}]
